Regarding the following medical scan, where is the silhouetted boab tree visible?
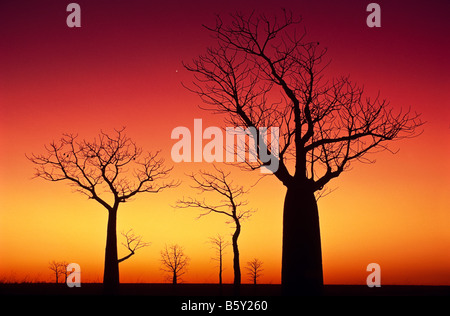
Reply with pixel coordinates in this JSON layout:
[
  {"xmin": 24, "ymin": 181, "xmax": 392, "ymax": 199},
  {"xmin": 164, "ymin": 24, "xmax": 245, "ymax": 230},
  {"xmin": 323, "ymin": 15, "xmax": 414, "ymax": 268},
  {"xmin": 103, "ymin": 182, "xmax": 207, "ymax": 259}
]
[
  {"xmin": 176, "ymin": 166, "xmax": 254, "ymax": 287},
  {"xmin": 184, "ymin": 11, "xmax": 423, "ymax": 294},
  {"xmin": 118, "ymin": 229, "xmax": 150, "ymax": 263},
  {"xmin": 209, "ymin": 234, "xmax": 230, "ymax": 285},
  {"xmin": 160, "ymin": 244, "xmax": 190, "ymax": 284},
  {"xmin": 28, "ymin": 128, "xmax": 176, "ymax": 292},
  {"xmin": 246, "ymin": 258, "xmax": 264, "ymax": 285}
]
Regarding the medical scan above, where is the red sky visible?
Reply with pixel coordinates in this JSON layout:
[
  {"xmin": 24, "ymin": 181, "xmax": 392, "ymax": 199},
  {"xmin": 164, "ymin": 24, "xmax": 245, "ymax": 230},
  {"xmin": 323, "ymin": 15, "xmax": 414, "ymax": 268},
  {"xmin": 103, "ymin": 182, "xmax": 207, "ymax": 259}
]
[{"xmin": 0, "ymin": 0, "xmax": 449, "ymax": 285}]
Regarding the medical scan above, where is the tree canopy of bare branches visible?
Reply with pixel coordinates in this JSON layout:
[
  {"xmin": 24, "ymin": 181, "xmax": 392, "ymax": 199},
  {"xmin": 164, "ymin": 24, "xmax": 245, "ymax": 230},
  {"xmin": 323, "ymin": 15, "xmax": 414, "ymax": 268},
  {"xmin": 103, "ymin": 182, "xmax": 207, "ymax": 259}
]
[
  {"xmin": 177, "ymin": 166, "xmax": 253, "ymax": 222},
  {"xmin": 48, "ymin": 260, "xmax": 69, "ymax": 284},
  {"xmin": 184, "ymin": 11, "xmax": 423, "ymax": 187},
  {"xmin": 28, "ymin": 128, "xmax": 175, "ymax": 206}
]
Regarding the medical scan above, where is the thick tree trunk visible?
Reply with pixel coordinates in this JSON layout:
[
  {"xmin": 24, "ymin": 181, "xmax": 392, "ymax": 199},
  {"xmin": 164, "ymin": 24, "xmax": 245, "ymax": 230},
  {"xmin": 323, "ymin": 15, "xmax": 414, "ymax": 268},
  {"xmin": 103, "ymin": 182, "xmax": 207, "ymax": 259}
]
[
  {"xmin": 103, "ymin": 207, "xmax": 119, "ymax": 292},
  {"xmin": 281, "ymin": 182, "xmax": 323, "ymax": 295}
]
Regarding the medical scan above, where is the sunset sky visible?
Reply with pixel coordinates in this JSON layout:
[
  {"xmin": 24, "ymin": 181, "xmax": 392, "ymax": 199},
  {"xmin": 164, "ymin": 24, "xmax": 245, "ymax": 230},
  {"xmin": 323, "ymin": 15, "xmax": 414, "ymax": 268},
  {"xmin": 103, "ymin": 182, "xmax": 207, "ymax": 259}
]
[{"xmin": 0, "ymin": 0, "xmax": 449, "ymax": 285}]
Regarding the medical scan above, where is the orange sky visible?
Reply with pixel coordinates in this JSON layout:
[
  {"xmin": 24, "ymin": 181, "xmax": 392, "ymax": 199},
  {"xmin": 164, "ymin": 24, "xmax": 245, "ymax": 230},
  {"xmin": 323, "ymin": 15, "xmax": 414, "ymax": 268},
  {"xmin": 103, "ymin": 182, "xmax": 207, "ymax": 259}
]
[{"xmin": 0, "ymin": 0, "xmax": 449, "ymax": 285}]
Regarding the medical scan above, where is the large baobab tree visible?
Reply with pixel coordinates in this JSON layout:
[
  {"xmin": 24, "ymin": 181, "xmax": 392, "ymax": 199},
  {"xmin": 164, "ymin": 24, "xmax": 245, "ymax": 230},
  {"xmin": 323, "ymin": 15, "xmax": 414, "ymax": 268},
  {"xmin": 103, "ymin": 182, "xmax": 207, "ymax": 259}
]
[
  {"xmin": 176, "ymin": 166, "xmax": 253, "ymax": 287},
  {"xmin": 28, "ymin": 128, "xmax": 175, "ymax": 291},
  {"xmin": 184, "ymin": 11, "xmax": 423, "ymax": 294},
  {"xmin": 160, "ymin": 244, "xmax": 190, "ymax": 284}
]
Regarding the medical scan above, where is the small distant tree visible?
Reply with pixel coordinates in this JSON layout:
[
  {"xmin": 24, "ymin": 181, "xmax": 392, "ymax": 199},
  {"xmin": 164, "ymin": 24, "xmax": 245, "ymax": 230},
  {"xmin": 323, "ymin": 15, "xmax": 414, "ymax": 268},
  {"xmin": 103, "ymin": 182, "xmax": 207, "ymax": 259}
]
[
  {"xmin": 209, "ymin": 234, "xmax": 230, "ymax": 285},
  {"xmin": 160, "ymin": 244, "xmax": 190, "ymax": 284},
  {"xmin": 28, "ymin": 128, "xmax": 176, "ymax": 291},
  {"xmin": 48, "ymin": 261, "xmax": 61, "ymax": 284},
  {"xmin": 48, "ymin": 260, "xmax": 68, "ymax": 284},
  {"xmin": 60, "ymin": 260, "xmax": 69, "ymax": 283},
  {"xmin": 246, "ymin": 258, "xmax": 264, "ymax": 285}
]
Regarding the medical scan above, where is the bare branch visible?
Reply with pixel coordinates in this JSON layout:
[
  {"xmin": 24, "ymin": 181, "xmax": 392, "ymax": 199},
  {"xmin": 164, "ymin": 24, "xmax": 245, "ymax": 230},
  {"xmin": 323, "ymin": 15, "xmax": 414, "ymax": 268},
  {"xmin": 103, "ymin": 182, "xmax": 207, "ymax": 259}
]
[
  {"xmin": 175, "ymin": 166, "xmax": 254, "ymax": 223},
  {"xmin": 118, "ymin": 229, "xmax": 151, "ymax": 263}
]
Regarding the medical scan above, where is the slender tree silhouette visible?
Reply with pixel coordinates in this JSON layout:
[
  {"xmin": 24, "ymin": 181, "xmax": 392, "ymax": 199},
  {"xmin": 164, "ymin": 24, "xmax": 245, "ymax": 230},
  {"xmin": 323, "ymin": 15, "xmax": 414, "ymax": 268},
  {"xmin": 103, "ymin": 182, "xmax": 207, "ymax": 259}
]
[
  {"xmin": 160, "ymin": 244, "xmax": 190, "ymax": 284},
  {"xmin": 28, "ymin": 128, "xmax": 176, "ymax": 292},
  {"xmin": 176, "ymin": 166, "xmax": 254, "ymax": 289},
  {"xmin": 184, "ymin": 11, "xmax": 423, "ymax": 294},
  {"xmin": 209, "ymin": 234, "xmax": 230, "ymax": 285}
]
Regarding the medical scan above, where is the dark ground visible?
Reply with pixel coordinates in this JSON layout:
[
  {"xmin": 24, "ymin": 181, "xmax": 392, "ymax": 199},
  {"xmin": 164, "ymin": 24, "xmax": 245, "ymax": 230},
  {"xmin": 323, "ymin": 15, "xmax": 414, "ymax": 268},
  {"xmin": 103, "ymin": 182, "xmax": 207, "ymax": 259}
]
[
  {"xmin": 1, "ymin": 284, "xmax": 448, "ymax": 313},
  {"xmin": 0, "ymin": 283, "xmax": 449, "ymax": 296}
]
